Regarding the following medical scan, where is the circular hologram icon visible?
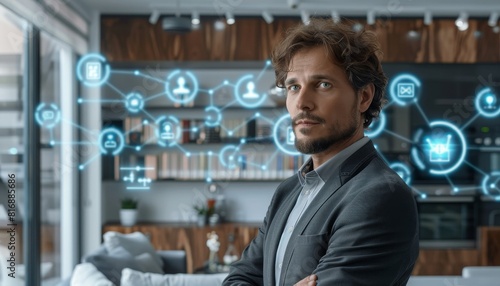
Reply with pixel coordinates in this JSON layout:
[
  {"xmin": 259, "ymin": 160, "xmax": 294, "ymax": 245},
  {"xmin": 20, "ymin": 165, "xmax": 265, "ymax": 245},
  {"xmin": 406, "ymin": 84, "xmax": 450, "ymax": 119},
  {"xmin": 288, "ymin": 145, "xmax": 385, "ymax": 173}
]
[
  {"xmin": 273, "ymin": 114, "xmax": 300, "ymax": 156},
  {"xmin": 219, "ymin": 145, "xmax": 241, "ymax": 169},
  {"xmin": 410, "ymin": 121, "xmax": 467, "ymax": 175},
  {"xmin": 99, "ymin": 127, "xmax": 125, "ymax": 155},
  {"xmin": 234, "ymin": 74, "xmax": 267, "ymax": 108},
  {"xmin": 35, "ymin": 103, "xmax": 61, "ymax": 129},
  {"xmin": 389, "ymin": 73, "xmax": 421, "ymax": 106},
  {"xmin": 389, "ymin": 162, "xmax": 412, "ymax": 186},
  {"xmin": 76, "ymin": 53, "xmax": 111, "ymax": 87},
  {"xmin": 482, "ymin": 172, "xmax": 500, "ymax": 200},
  {"xmin": 205, "ymin": 106, "xmax": 222, "ymax": 127},
  {"xmin": 475, "ymin": 87, "xmax": 500, "ymax": 118},
  {"xmin": 365, "ymin": 110, "xmax": 386, "ymax": 138},
  {"xmin": 155, "ymin": 116, "xmax": 181, "ymax": 147},
  {"xmin": 125, "ymin": 92, "xmax": 144, "ymax": 113},
  {"xmin": 165, "ymin": 70, "xmax": 199, "ymax": 105}
]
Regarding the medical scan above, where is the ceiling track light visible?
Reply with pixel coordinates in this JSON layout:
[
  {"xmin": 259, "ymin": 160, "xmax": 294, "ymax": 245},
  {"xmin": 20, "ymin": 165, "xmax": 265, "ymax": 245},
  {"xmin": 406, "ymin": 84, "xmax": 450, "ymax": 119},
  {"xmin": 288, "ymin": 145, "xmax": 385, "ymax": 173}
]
[
  {"xmin": 225, "ymin": 11, "xmax": 235, "ymax": 25},
  {"xmin": 301, "ymin": 10, "xmax": 310, "ymax": 25},
  {"xmin": 191, "ymin": 11, "xmax": 200, "ymax": 25},
  {"xmin": 149, "ymin": 10, "xmax": 160, "ymax": 25},
  {"xmin": 262, "ymin": 10, "xmax": 274, "ymax": 24},
  {"xmin": 455, "ymin": 12, "xmax": 469, "ymax": 31},
  {"xmin": 331, "ymin": 10, "xmax": 340, "ymax": 23},
  {"xmin": 424, "ymin": 11, "xmax": 432, "ymax": 26},
  {"xmin": 367, "ymin": 10, "xmax": 375, "ymax": 25},
  {"xmin": 488, "ymin": 12, "xmax": 499, "ymax": 27}
]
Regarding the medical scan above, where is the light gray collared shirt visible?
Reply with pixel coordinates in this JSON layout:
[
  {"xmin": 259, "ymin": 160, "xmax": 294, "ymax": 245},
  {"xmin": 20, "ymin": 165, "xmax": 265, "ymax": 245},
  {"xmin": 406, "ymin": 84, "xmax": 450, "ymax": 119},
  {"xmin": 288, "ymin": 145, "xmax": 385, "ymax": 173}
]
[{"xmin": 274, "ymin": 137, "xmax": 370, "ymax": 285}]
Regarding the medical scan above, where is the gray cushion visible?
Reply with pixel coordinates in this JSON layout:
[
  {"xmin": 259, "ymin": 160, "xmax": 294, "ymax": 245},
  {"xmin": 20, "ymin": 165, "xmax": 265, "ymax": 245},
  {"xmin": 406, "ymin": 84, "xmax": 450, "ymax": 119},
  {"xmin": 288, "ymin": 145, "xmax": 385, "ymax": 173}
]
[
  {"xmin": 120, "ymin": 268, "xmax": 228, "ymax": 286},
  {"xmin": 103, "ymin": 231, "xmax": 163, "ymax": 269}
]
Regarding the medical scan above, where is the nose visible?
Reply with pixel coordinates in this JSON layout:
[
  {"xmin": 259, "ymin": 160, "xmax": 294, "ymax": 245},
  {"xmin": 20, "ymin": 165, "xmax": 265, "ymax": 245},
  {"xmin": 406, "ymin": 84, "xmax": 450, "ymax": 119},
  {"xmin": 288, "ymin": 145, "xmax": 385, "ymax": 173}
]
[{"xmin": 295, "ymin": 86, "xmax": 314, "ymax": 111}]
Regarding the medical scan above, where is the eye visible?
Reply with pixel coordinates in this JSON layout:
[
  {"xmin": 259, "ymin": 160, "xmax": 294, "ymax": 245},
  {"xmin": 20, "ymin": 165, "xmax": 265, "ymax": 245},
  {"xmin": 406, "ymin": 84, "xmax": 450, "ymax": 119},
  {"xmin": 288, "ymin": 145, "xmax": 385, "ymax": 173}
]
[
  {"xmin": 287, "ymin": 85, "xmax": 300, "ymax": 92},
  {"xmin": 318, "ymin": 82, "xmax": 331, "ymax": 89}
]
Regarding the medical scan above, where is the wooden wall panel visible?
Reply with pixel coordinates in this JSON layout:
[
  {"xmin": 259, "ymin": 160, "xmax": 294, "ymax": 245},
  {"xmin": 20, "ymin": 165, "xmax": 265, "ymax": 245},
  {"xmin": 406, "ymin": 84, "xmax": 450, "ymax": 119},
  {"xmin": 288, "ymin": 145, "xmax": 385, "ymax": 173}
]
[
  {"xmin": 412, "ymin": 249, "xmax": 479, "ymax": 275},
  {"xmin": 101, "ymin": 16, "xmax": 500, "ymax": 63}
]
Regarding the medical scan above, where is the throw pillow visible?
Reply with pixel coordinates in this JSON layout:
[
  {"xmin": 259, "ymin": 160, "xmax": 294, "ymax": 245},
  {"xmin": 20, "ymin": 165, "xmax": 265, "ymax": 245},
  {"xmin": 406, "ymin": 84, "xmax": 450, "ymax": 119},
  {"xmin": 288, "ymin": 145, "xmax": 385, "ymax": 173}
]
[
  {"xmin": 70, "ymin": 263, "xmax": 114, "ymax": 286},
  {"xmin": 134, "ymin": 253, "xmax": 164, "ymax": 274},
  {"xmin": 121, "ymin": 268, "xmax": 228, "ymax": 286},
  {"xmin": 103, "ymin": 231, "xmax": 163, "ymax": 269},
  {"xmin": 84, "ymin": 247, "xmax": 142, "ymax": 286}
]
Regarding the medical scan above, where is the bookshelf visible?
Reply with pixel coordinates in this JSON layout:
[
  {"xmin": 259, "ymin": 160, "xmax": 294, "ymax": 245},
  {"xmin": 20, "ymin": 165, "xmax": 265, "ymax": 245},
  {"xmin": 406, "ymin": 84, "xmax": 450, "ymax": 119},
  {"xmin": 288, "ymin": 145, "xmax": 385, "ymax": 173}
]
[{"xmin": 100, "ymin": 63, "xmax": 306, "ymax": 183}]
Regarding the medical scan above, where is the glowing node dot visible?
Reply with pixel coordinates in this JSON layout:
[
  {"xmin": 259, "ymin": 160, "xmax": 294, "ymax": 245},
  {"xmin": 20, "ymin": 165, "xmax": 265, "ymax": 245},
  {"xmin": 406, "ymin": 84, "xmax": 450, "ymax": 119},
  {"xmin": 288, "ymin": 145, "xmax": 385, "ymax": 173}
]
[
  {"xmin": 135, "ymin": 146, "xmax": 140, "ymax": 151},
  {"xmin": 206, "ymin": 177, "xmax": 212, "ymax": 182},
  {"xmin": 134, "ymin": 70, "xmax": 140, "ymax": 75},
  {"xmin": 50, "ymin": 141, "xmax": 55, "ymax": 146},
  {"xmin": 421, "ymin": 194, "xmax": 427, "ymax": 199},
  {"xmin": 192, "ymin": 127, "xmax": 198, "ymax": 132},
  {"xmin": 261, "ymin": 166, "xmax": 267, "ymax": 170},
  {"xmin": 228, "ymin": 131, "xmax": 233, "ymax": 136},
  {"xmin": 143, "ymin": 120, "xmax": 148, "ymax": 124},
  {"xmin": 186, "ymin": 152, "xmax": 191, "ymax": 157},
  {"xmin": 266, "ymin": 60, "xmax": 271, "ymax": 65},
  {"xmin": 208, "ymin": 151, "xmax": 213, "ymax": 156},
  {"xmin": 136, "ymin": 166, "xmax": 140, "ymax": 171},
  {"xmin": 255, "ymin": 112, "xmax": 261, "ymax": 117},
  {"xmin": 240, "ymin": 139, "xmax": 246, "ymax": 144},
  {"xmin": 79, "ymin": 165, "xmax": 84, "ymax": 170},
  {"xmin": 453, "ymin": 187, "xmax": 459, "ymax": 192},
  {"xmin": 224, "ymin": 80, "xmax": 229, "ymax": 85},
  {"xmin": 491, "ymin": 183, "xmax": 496, "ymax": 189},
  {"xmin": 77, "ymin": 98, "xmax": 83, "ymax": 103},
  {"xmin": 209, "ymin": 90, "xmax": 214, "ymax": 95}
]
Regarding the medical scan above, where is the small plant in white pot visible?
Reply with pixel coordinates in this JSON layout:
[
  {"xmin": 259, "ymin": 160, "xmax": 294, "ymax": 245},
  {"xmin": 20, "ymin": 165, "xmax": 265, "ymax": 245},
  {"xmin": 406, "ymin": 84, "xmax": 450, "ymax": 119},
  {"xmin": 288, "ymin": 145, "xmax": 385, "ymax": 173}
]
[{"xmin": 120, "ymin": 197, "xmax": 138, "ymax": 226}]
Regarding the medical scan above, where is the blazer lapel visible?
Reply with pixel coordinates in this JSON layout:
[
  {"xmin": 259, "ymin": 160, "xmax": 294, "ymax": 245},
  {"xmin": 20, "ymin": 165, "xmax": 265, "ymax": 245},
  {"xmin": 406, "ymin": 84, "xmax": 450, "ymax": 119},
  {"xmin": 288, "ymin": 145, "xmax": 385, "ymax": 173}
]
[{"xmin": 265, "ymin": 178, "xmax": 303, "ymax": 286}]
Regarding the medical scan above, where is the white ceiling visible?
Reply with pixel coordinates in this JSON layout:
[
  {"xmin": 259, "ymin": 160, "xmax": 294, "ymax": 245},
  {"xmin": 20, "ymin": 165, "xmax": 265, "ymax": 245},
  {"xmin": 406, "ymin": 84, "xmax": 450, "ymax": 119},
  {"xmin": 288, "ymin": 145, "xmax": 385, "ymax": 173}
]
[{"xmin": 76, "ymin": 0, "xmax": 500, "ymax": 18}]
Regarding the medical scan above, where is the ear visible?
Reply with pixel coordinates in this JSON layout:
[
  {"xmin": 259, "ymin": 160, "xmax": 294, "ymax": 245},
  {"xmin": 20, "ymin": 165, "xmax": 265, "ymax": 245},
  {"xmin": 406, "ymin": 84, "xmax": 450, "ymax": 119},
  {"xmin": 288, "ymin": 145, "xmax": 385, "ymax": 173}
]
[{"xmin": 358, "ymin": 83, "xmax": 375, "ymax": 113}]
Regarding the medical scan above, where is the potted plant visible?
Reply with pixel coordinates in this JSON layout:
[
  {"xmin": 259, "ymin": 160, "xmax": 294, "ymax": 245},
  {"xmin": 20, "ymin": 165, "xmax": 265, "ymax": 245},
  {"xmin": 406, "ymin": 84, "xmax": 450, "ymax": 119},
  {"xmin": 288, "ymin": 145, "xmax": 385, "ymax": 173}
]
[
  {"xmin": 193, "ymin": 203, "xmax": 208, "ymax": 227},
  {"xmin": 120, "ymin": 197, "xmax": 138, "ymax": 226}
]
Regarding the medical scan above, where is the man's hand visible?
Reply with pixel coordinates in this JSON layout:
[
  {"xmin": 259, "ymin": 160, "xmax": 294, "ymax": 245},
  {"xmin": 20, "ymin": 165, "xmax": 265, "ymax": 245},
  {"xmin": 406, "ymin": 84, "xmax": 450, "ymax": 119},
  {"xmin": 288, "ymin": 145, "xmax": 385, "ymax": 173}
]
[{"xmin": 294, "ymin": 274, "xmax": 317, "ymax": 286}]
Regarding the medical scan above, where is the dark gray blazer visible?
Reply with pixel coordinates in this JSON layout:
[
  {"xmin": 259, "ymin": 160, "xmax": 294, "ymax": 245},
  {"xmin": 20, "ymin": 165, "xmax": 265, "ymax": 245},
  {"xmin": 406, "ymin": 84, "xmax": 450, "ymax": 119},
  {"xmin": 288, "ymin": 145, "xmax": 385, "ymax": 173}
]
[{"xmin": 223, "ymin": 141, "xmax": 419, "ymax": 286}]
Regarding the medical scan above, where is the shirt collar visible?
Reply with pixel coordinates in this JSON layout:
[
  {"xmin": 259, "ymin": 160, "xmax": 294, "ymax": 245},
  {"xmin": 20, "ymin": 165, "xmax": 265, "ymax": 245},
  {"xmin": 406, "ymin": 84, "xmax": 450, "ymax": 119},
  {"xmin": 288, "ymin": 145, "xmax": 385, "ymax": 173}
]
[{"xmin": 297, "ymin": 137, "xmax": 371, "ymax": 186}]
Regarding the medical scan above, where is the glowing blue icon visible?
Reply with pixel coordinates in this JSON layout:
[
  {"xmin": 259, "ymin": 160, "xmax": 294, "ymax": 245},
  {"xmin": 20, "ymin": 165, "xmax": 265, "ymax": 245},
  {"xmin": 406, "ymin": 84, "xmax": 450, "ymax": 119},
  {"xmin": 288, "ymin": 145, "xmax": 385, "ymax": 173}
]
[
  {"xmin": 160, "ymin": 122, "xmax": 175, "ymax": 140},
  {"xmin": 104, "ymin": 134, "xmax": 117, "ymax": 149},
  {"xmin": 125, "ymin": 93, "xmax": 144, "ymax": 113},
  {"xmin": 365, "ymin": 110, "xmax": 386, "ymax": 138},
  {"xmin": 138, "ymin": 177, "xmax": 152, "ymax": 187},
  {"xmin": 474, "ymin": 88, "xmax": 500, "ymax": 118},
  {"xmin": 397, "ymin": 83, "xmax": 415, "ymax": 98},
  {"xmin": 173, "ymin": 76, "xmax": 190, "ymax": 96},
  {"xmin": 286, "ymin": 126, "xmax": 295, "ymax": 145},
  {"xmin": 481, "ymin": 172, "xmax": 500, "ymax": 200},
  {"xmin": 35, "ymin": 103, "xmax": 61, "ymax": 129},
  {"xmin": 242, "ymin": 81, "xmax": 260, "ymax": 99},
  {"xmin": 427, "ymin": 134, "xmax": 452, "ymax": 162},
  {"xmin": 484, "ymin": 94, "xmax": 497, "ymax": 110},
  {"xmin": 123, "ymin": 171, "xmax": 135, "ymax": 183},
  {"xmin": 389, "ymin": 162, "xmax": 412, "ymax": 186},
  {"xmin": 85, "ymin": 62, "xmax": 101, "ymax": 80},
  {"xmin": 42, "ymin": 110, "xmax": 54, "ymax": 120}
]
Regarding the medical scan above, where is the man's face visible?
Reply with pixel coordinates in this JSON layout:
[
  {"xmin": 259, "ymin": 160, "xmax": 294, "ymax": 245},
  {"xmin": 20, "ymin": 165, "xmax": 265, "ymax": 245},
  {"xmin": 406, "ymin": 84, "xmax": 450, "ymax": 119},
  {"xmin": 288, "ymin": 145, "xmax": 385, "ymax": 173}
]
[{"xmin": 285, "ymin": 46, "xmax": 366, "ymax": 155}]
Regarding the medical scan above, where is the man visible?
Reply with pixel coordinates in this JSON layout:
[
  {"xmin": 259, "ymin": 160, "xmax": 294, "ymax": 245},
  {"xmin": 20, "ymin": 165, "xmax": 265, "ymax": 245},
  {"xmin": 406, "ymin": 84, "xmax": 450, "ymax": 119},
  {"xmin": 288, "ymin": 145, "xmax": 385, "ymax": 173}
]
[{"xmin": 223, "ymin": 19, "xmax": 419, "ymax": 286}]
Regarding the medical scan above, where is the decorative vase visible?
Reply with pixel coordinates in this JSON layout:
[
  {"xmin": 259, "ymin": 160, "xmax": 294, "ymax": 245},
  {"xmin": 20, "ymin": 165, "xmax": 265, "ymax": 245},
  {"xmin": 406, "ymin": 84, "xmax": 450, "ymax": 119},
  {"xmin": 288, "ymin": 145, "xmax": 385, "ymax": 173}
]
[
  {"xmin": 197, "ymin": 214, "xmax": 206, "ymax": 227},
  {"xmin": 120, "ymin": 209, "xmax": 138, "ymax": 226}
]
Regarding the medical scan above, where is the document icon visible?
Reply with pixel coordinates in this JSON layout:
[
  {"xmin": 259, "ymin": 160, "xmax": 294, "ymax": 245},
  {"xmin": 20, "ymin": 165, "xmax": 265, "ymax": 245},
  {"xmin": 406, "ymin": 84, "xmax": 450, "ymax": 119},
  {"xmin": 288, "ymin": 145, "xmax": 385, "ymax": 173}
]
[
  {"xmin": 86, "ymin": 62, "xmax": 101, "ymax": 80},
  {"xmin": 397, "ymin": 83, "xmax": 415, "ymax": 98}
]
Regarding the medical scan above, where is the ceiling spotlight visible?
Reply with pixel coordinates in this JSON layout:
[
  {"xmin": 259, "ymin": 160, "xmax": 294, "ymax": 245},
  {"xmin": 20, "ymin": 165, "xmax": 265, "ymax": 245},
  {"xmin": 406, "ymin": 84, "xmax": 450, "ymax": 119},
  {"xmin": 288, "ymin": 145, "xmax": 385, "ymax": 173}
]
[
  {"xmin": 149, "ymin": 10, "xmax": 160, "ymax": 25},
  {"xmin": 455, "ymin": 12, "xmax": 469, "ymax": 31},
  {"xmin": 331, "ymin": 11, "xmax": 340, "ymax": 23},
  {"xmin": 262, "ymin": 11, "xmax": 274, "ymax": 24},
  {"xmin": 191, "ymin": 11, "xmax": 200, "ymax": 25},
  {"xmin": 225, "ymin": 11, "xmax": 235, "ymax": 25},
  {"xmin": 214, "ymin": 20, "xmax": 225, "ymax": 30},
  {"xmin": 301, "ymin": 10, "xmax": 310, "ymax": 25},
  {"xmin": 288, "ymin": 0, "xmax": 299, "ymax": 9},
  {"xmin": 424, "ymin": 11, "xmax": 432, "ymax": 25},
  {"xmin": 488, "ymin": 12, "xmax": 499, "ymax": 27},
  {"xmin": 367, "ymin": 10, "xmax": 375, "ymax": 25}
]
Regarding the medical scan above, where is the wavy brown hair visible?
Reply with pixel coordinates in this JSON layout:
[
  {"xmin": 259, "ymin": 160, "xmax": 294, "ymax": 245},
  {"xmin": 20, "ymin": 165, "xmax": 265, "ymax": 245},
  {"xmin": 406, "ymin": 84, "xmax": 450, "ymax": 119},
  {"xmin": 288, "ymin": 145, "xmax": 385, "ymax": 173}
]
[{"xmin": 271, "ymin": 18, "xmax": 387, "ymax": 128}]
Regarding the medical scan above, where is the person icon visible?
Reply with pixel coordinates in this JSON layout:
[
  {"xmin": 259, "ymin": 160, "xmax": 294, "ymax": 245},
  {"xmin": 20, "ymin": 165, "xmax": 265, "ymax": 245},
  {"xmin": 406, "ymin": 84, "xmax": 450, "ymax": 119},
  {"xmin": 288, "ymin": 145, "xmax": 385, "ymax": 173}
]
[
  {"xmin": 160, "ymin": 122, "xmax": 175, "ymax": 140},
  {"xmin": 173, "ymin": 76, "xmax": 190, "ymax": 96},
  {"xmin": 104, "ymin": 134, "xmax": 117, "ymax": 149},
  {"xmin": 485, "ymin": 94, "xmax": 497, "ymax": 109},
  {"xmin": 242, "ymin": 81, "xmax": 259, "ymax": 99}
]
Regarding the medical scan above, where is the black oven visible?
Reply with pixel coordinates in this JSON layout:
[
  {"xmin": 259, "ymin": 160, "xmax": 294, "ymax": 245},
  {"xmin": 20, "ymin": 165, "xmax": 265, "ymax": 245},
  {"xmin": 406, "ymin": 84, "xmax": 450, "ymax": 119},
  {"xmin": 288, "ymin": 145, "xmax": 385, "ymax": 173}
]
[{"xmin": 417, "ymin": 195, "xmax": 478, "ymax": 248}]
